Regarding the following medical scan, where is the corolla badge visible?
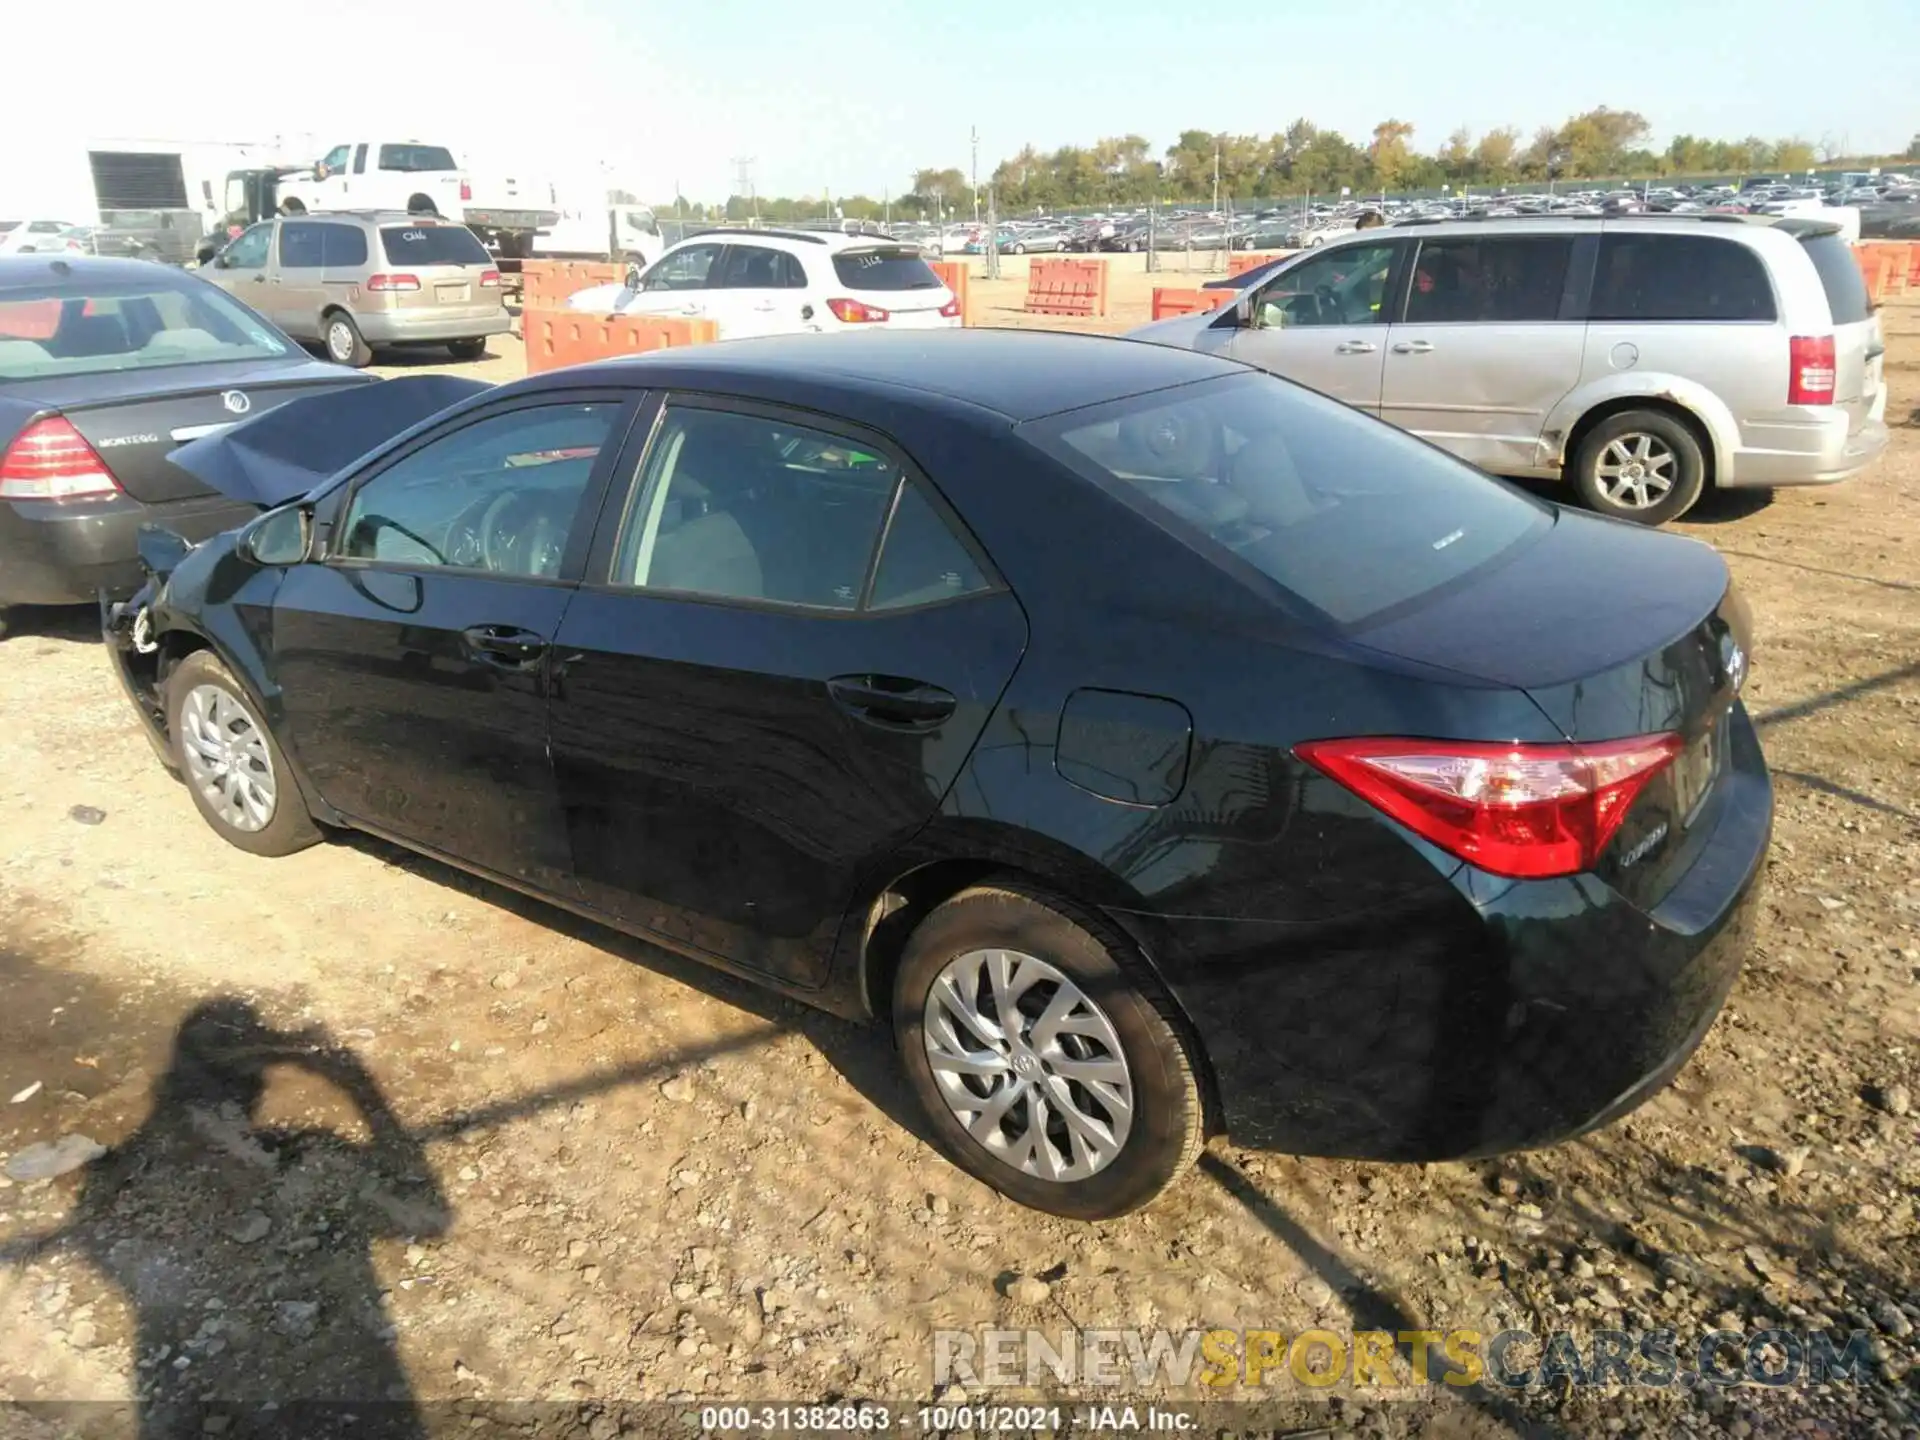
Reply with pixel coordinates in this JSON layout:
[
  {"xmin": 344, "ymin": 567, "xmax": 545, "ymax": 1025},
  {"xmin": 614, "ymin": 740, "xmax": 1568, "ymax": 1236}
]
[
  {"xmin": 1720, "ymin": 632, "xmax": 1747, "ymax": 694},
  {"xmin": 221, "ymin": 390, "xmax": 251, "ymax": 416}
]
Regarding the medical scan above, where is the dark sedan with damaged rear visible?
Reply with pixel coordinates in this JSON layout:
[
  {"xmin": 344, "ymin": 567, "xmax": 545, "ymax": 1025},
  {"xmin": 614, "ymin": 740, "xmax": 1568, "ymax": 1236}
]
[
  {"xmin": 104, "ymin": 329, "xmax": 1771, "ymax": 1220},
  {"xmin": 0, "ymin": 255, "xmax": 370, "ymax": 637}
]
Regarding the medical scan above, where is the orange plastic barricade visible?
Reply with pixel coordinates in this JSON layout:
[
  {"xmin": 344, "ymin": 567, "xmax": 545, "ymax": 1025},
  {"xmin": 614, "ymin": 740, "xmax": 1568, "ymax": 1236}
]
[
  {"xmin": 522, "ymin": 307, "xmax": 719, "ymax": 374},
  {"xmin": 927, "ymin": 259, "xmax": 969, "ymax": 324},
  {"xmin": 519, "ymin": 259, "xmax": 623, "ymax": 310},
  {"xmin": 1150, "ymin": 288, "xmax": 1240, "ymax": 321},
  {"xmin": 1854, "ymin": 243, "xmax": 1898, "ymax": 304},
  {"xmin": 1227, "ymin": 251, "xmax": 1288, "ymax": 277},
  {"xmin": 1025, "ymin": 257, "xmax": 1109, "ymax": 317}
]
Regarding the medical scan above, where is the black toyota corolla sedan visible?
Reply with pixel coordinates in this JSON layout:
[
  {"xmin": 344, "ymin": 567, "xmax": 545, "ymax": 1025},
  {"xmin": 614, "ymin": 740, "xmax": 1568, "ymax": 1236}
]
[
  {"xmin": 0, "ymin": 255, "xmax": 369, "ymax": 636},
  {"xmin": 104, "ymin": 329, "xmax": 1771, "ymax": 1218}
]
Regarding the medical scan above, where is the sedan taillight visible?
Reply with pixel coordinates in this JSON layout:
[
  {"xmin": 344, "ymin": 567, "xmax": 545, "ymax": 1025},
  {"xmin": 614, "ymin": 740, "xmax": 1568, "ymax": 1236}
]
[
  {"xmin": 826, "ymin": 297, "xmax": 889, "ymax": 324},
  {"xmin": 939, "ymin": 297, "xmax": 962, "ymax": 319},
  {"xmin": 1294, "ymin": 733, "xmax": 1684, "ymax": 880},
  {"xmin": 0, "ymin": 416, "xmax": 121, "ymax": 501}
]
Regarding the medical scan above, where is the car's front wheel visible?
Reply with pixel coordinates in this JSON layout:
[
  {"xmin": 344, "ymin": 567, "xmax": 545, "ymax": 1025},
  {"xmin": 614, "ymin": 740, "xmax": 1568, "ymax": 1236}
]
[
  {"xmin": 447, "ymin": 337, "xmax": 488, "ymax": 361},
  {"xmin": 892, "ymin": 884, "xmax": 1205, "ymax": 1219},
  {"xmin": 1570, "ymin": 409, "xmax": 1707, "ymax": 525},
  {"xmin": 167, "ymin": 650, "xmax": 319, "ymax": 858}
]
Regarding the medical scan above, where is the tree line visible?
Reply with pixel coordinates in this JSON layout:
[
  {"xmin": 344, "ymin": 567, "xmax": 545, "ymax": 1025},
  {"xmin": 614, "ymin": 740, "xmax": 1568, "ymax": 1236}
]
[{"xmin": 662, "ymin": 110, "xmax": 1918, "ymax": 223}]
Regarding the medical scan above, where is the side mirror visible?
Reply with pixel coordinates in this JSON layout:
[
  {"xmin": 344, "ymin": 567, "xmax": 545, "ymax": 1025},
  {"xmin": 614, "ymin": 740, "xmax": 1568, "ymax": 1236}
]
[
  {"xmin": 624, "ymin": 262, "xmax": 643, "ymax": 290},
  {"xmin": 1231, "ymin": 290, "xmax": 1255, "ymax": 328},
  {"xmin": 240, "ymin": 504, "xmax": 313, "ymax": 567}
]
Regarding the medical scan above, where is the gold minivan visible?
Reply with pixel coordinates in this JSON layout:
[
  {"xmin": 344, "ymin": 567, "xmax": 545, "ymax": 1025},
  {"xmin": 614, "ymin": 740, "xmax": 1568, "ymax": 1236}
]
[{"xmin": 202, "ymin": 211, "xmax": 509, "ymax": 367}]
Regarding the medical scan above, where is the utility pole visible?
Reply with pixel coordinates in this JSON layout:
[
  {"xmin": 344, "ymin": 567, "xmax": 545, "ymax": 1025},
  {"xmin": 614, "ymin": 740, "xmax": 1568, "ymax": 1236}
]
[
  {"xmin": 971, "ymin": 126, "xmax": 981, "ymax": 224},
  {"xmin": 1212, "ymin": 137, "xmax": 1222, "ymax": 217}
]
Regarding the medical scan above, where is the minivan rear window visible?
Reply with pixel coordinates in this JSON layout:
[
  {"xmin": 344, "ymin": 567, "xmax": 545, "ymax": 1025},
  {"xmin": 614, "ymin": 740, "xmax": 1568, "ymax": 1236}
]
[
  {"xmin": 378, "ymin": 145, "xmax": 457, "ymax": 173},
  {"xmin": 1589, "ymin": 234, "xmax": 1776, "ymax": 322},
  {"xmin": 380, "ymin": 225, "xmax": 490, "ymax": 266},
  {"xmin": 1799, "ymin": 233, "xmax": 1873, "ymax": 325},
  {"xmin": 831, "ymin": 248, "xmax": 942, "ymax": 291},
  {"xmin": 1023, "ymin": 371, "xmax": 1547, "ymax": 628}
]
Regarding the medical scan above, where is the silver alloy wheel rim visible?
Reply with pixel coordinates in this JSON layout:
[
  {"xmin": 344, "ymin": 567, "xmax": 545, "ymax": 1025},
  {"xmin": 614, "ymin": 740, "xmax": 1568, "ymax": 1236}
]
[
  {"xmin": 1594, "ymin": 431, "xmax": 1678, "ymax": 509},
  {"xmin": 328, "ymin": 321, "xmax": 354, "ymax": 360},
  {"xmin": 922, "ymin": 948, "xmax": 1134, "ymax": 1182},
  {"xmin": 179, "ymin": 683, "xmax": 277, "ymax": 832}
]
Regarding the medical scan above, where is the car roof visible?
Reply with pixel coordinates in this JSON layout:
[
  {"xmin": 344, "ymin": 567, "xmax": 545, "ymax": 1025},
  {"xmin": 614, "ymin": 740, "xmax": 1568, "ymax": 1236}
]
[
  {"xmin": 561, "ymin": 328, "xmax": 1245, "ymax": 422},
  {"xmin": 283, "ymin": 210, "xmax": 462, "ymax": 225},
  {"xmin": 667, "ymin": 228, "xmax": 919, "ymax": 254},
  {"xmin": 0, "ymin": 254, "xmax": 202, "ymax": 293}
]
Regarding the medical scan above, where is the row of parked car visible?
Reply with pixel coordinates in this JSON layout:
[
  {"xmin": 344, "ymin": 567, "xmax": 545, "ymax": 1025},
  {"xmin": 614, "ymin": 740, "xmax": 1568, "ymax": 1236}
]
[{"xmin": 0, "ymin": 238, "xmax": 1783, "ymax": 1221}]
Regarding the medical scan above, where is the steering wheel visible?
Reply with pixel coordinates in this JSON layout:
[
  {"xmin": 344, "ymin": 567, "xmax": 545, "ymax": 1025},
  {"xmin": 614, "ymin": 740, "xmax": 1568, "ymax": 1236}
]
[{"xmin": 445, "ymin": 489, "xmax": 566, "ymax": 576}]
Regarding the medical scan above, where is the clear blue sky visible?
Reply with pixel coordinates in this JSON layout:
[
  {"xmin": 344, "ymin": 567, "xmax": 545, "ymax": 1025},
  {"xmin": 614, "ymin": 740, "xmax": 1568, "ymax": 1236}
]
[{"xmin": 16, "ymin": 0, "xmax": 1917, "ymax": 203}]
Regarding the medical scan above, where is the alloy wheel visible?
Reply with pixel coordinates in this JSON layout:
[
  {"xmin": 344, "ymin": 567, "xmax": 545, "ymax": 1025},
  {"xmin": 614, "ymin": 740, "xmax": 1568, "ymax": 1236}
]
[
  {"xmin": 922, "ymin": 948, "xmax": 1134, "ymax": 1181},
  {"xmin": 1593, "ymin": 432, "xmax": 1678, "ymax": 510},
  {"xmin": 178, "ymin": 683, "xmax": 277, "ymax": 832}
]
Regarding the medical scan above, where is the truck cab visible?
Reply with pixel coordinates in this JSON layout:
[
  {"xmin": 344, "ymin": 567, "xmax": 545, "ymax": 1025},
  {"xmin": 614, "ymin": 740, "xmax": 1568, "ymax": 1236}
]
[{"xmin": 275, "ymin": 141, "xmax": 467, "ymax": 219}]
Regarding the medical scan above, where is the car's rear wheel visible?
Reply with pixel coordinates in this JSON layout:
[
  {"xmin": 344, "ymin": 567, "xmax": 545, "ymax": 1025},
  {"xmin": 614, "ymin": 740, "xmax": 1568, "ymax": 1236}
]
[
  {"xmin": 324, "ymin": 311, "xmax": 372, "ymax": 368},
  {"xmin": 892, "ymin": 884, "xmax": 1205, "ymax": 1219},
  {"xmin": 167, "ymin": 651, "xmax": 319, "ymax": 858},
  {"xmin": 447, "ymin": 337, "xmax": 488, "ymax": 361},
  {"xmin": 1571, "ymin": 409, "xmax": 1706, "ymax": 525}
]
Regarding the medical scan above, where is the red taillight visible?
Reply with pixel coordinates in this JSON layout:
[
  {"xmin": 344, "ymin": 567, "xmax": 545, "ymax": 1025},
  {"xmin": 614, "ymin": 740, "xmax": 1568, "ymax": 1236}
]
[
  {"xmin": 459, "ymin": 180, "xmax": 472, "ymax": 202},
  {"xmin": 0, "ymin": 416, "xmax": 120, "ymax": 501},
  {"xmin": 1788, "ymin": 334, "xmax": 1836, "ymax": 405},
  {"xmin": 479, "ymin": 269, "xmax": 501, "ymax": 288},
  {"xmin": 366, "ymin": 273, "xmax": 421, "ymax": 292},
  {"xmin": 939, "ymin": 296, "xmax": 962, "ymax": 319},
  {"xmin": 1294, "ymin": 733, "xmax": 1685, "ymax": 880},
  {"xmin": 826, "ymin": 297, "xmax": 889, "ymax": 324}
]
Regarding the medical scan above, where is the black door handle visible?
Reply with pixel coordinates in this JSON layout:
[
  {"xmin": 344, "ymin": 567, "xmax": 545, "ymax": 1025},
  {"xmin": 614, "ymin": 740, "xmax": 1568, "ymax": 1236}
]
[
  {"xmin": 827, "ymin": 674, "xmax": 956, "ymax": 726},
  {"xmin": 462, "ymin": 624, "xmax": 547, "ymax": 669}
]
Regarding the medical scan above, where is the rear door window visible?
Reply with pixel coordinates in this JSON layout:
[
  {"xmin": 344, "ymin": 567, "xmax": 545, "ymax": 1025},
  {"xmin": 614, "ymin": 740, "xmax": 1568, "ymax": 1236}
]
[
  {"xmin": 1022, "ymin": 370, "xmax": 1547, "ymax": 628},
  {"xmin": 377, "ymin": 145, "xmax": 457, "ymax": 172},
  {"xmin": 379, "ymin": 224, "xmax": 490, "ymax": 266},
  {"xmin": 1589, "ymin": 234, "xmax": 1776, "ymax": 321},
  {"xmin": 831, "ymin": 248, "xmax": 943, "ymax": 291},
  {"xmin": 714, "ymin": 245, "xmax": 806, "ymax": 289},
  {"xmin": 643, "ymin": 244, "xmax": 721, "ymax": 291},
  {"xmin": 320, "ymin": 223, "xmax": 369, "ymax": 268},
  {"xmin": 1405, "ymin": 236, "xmax": 1573, "ymax": 323},
  {"xmin": 1799, "ymin": 233, "xmax": 1873, "ymax": 324}
]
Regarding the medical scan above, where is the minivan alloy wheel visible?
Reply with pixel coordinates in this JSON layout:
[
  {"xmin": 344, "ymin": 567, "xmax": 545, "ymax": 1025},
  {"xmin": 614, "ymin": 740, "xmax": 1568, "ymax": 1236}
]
[
  {"xmin": 1593, "ymin": 432, "xmax": 1678, "ymax": 509},
  {"xmin": 922, "ymin": 947, "xmax": 1134, "ymax": 1181},
  {"xmin": 179, "ymin": 683, "xmax": 276, "ymax": 831}
]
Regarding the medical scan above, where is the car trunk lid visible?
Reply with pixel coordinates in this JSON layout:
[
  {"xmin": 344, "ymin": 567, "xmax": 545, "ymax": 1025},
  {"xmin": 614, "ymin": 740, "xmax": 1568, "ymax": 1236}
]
[
  {"xmin": 29, "ymin": 361, "xmax": 375, "ymax": 503},
  {"xmin": 1348, "ymin": 508, "xmax": 1752, "ymax": 905}
]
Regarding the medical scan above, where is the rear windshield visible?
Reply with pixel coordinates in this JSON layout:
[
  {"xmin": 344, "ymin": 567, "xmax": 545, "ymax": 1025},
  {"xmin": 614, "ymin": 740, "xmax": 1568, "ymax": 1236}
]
[
  {"xmin": 380, "ymin": 224, "xmax": 490, "ymax": 266},
  {"xmin": 1022, "ymin": 371, "xmax": 1547, "ymax": 628},
  {"xmin": 831, "ymin": 248, "xmax": 942, "ymax": 291},
  {"xmin": 1800, "ymin": 233, "xmax": 1873, "ymax": 325},
  {"xmin": 378, "ymin": 145, "xmax": 457, "ymax": 172},
  {"xmin": 0, "ymin": 282, "xmax": 291, "ymax": 381}
]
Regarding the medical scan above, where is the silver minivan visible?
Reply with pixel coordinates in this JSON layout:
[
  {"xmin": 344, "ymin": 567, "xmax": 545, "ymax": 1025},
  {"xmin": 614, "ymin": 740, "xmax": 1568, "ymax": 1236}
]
[
  {"xmin": 203, "ymin": 211, "xmax": 511, "ymax": 368},
  {"xmin": 1130, "ymin": 215, "xmax": 1888, "ymax": 524}
]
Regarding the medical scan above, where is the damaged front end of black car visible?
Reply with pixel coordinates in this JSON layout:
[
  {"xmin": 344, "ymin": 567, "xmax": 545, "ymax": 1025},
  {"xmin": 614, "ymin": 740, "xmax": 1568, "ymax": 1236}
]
[{"xmin": 102, "ymin": 373, "xmax": 491, "ymax": 769}]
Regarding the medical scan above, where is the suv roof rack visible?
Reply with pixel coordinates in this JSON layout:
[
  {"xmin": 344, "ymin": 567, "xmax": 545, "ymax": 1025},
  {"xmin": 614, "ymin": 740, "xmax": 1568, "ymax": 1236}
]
[
  {"xmin": 1392, "ymin": 211, "xmax": 1755, "ymax": 228},
  {"xmin": 680, "ymin": 226, "xmax": 829, "ymax": 245}
]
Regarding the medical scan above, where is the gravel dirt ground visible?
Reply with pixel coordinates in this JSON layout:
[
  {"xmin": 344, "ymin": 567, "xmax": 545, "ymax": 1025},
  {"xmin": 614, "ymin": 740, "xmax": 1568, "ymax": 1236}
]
[{"xmin": 0, "ymin": 266, "xmax": 1915, "ymax": 1440}]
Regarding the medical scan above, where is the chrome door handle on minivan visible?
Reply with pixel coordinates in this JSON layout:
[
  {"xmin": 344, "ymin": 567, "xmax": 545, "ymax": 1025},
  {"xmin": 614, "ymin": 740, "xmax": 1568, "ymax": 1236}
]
[
  {"xmin": 1334, "ymin": 341, "xmax": 1377, "ymax": 355},
  {"xmin": 1392, "ymin": 340, "xmax": 1435, "ymax": 354}
]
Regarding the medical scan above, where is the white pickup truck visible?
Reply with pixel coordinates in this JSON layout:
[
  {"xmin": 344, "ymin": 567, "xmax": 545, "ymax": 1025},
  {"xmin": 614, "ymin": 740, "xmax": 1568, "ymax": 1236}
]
[{"xmin": 275, "ymin": 140, "xmax": 468, "ymax": 218}]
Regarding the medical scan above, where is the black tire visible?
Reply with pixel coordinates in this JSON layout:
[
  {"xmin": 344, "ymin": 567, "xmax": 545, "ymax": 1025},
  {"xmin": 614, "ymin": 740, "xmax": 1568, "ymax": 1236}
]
[
  {"xmin": 892, "ymin": 883, "xmax": 1205, "ymax": 1219},
  {"xmin": 406, "ymin": 194, "xmax": 438, "ymax": 216},
  {"xmin": 323, "ymin": 311, "xmax": 372, "ymax": 368},
  {"xmin": 1012, "ymin": 243, "xmax": 1026, "ymax": 254},
  {"xmin": 279, "ymin": 199, "xmax": 305, "ymax": 216},
  {"xmin": 447, "ymin": 337, "xmax": 488, "ymax": 361},
  {"xmin": 166, "ymin": 650, "xmax": 320, "ymax": 858},
  {"xmin": 1570, "ymin": 408, "xmax": 1707, "ymax": 526}
]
